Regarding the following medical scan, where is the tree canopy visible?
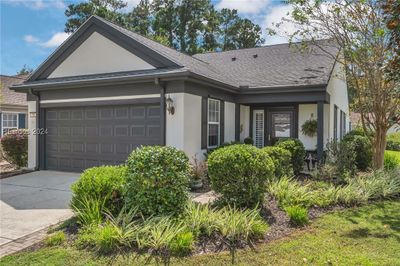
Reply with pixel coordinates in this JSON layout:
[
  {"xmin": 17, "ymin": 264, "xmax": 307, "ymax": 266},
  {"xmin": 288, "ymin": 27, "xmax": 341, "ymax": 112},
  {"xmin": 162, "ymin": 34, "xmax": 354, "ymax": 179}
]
[
  {"xmin": 270, "ymin": 0, "xmax": 400, "ymax": 168},
  {"xmin": 64, "ymin": 0, "xmax": 264, "ymax": 54}
]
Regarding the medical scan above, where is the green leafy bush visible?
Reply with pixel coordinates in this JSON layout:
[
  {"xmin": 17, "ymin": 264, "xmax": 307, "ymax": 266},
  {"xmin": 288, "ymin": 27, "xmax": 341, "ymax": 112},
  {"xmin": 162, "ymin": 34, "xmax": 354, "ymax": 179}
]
[
  {"xmin": 71, "ymin": 165, "xmax": 127, "ymax": 215},
  {"xmin": 386, "ymin": 132, "xmax": 400, "ymax": 151},
  {"xmin": 285, "ymin": 206, "xmax": 309, "ymax": 226},
  {"xmin": 208, "ymin": 144, "xmax": 275, "ymax": 208},
  {"xmin": 0, "ymin": 129, "xmax": 28, "ymax": 167},
  {"xmin": 324, "ymin": 140, "xmax": 357, "ymax": 180},
  {"xmin": 125, "ymin": 146, "xmax": 190, "ymax": 216},
  {"xmin": 384, "ymin": 151, "xmax": 400, "ymax": 170},
  {"xmin": 262, "ymin": 146, "xmax": 293, "ymax": 178},
  {"xmin": 244, "ymin": 137, "xmax": 254, "ymax": 145},
  {"xmin": 275, "ymin": 138, "xmax": 306, "ymax": 175},
  {"xmin": 343, "ymin": 134, "xmax": 372, "ymax": 171},
  {"xmin": 45, "ymin": 231, "xmax": 66, "ymax": 246}
]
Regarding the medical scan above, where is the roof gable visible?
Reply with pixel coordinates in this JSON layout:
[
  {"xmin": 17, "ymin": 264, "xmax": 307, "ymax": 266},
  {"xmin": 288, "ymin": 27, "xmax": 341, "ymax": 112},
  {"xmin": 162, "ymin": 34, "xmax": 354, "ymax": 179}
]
[
  {"xmin": 28, "ymin": 16, "xmax": 179, "ymax": 81},
  {"xmin": 48, "ymin": 31, "xmax": 155, "ymax": 78}
]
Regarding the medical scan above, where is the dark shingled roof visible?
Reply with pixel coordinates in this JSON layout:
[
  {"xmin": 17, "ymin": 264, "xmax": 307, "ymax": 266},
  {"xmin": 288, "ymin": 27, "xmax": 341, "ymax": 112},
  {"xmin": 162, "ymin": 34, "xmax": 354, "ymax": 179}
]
[
  {"xmin": 0, "ymin": 74, "xmax": 28, "ymax": 106},
  {"xmin": 100, "ymin": 15, "xmax": 339, "ymax": 89},
  {"xmin": 193, "ymin": 41, "xmax": 339, "ymax": 88}
]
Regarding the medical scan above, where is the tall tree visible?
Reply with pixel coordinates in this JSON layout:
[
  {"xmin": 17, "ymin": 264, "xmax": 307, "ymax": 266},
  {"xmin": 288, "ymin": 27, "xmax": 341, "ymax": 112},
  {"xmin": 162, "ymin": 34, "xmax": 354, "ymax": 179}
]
[
  {"xmin": 202, "ymin": 6, "xmax": 220, "ymax": 52},
  {"xmin": 151, "ymin": 0, "xmax": 177, "ymax": 48},
  {"xmin": 219, "ymin": 8, "xmax": 241, "ymax": 51},
  {"xmin": 383, "ymin": 0, "xmax": 400, "ymax": 83},
  {"xmin": 271, "ymin": 0, "xmax": 400, "ymax": 168},
  {"xmin": 234, "ymin": 18, "xmax": 264, "ymax": 49},
  {"xmin": 128, "ymin": 0, "xmax": 151, "ymax": 35},
  {"xmin": 16, "ymin": 65, "xmax": 33, "ymax": 75},
  {"xmin": 64, "ymin": 0, "xmax": 128, "ymax": 33}
]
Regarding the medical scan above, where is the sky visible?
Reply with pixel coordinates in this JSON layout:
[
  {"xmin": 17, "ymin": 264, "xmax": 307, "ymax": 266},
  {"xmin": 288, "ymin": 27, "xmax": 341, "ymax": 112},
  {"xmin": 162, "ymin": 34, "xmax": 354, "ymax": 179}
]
[{"xmin": 0, "ymin": 0, "xmax": 293, "ymax": 76}]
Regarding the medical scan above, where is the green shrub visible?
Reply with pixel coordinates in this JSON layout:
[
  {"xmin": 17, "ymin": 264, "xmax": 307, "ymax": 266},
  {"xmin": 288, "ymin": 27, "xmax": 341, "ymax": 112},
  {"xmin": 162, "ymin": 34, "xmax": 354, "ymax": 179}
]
[
  {"xmin": 384, "ymin": 151, "xmax": 400, "ymax": 170},
  {"xmin": 285, "ymin": 206, "xmax": 309, "ymax": 226},
  {"xmin": 325, "ymin": 140, "xmax": 357, "ymax": 179},
  {"xmin": 45, "ymin": 231, "xmax": 66, "ymax": 246},
  {"xmin": 262, "ymin": 146, "xmax": 293, "ymax": 178},
  {"xmin": 244, "ymin": 137, "xmax": 254, "ymax": 145},
  {"xmin": 71, "ymin": 196, "xmax": 106, "ymax": 226},
  {"xmin": 0, "ymin": 129, "xmax": 28, "ymax": 167},
  {"xmin": 208, "ymin": 144, "xmax": 275, "ymax": 208},
  {"xmin": 386, "ymin": 132, "xmax": 400, "ymax": 151},
  {"xmin": 343, "ymin": 134, "xmax": 372, "ymax": 171},
  {"xmin": 71, "ymin": 165, "xmax": 127, "ymax": 215},
  {"xmin": 275, "ymin": 138, "xmax": 306, "ymax": 175},
  {"xmin": 125, "ymin": 146, "xmax": 190, "ymax": 216}
]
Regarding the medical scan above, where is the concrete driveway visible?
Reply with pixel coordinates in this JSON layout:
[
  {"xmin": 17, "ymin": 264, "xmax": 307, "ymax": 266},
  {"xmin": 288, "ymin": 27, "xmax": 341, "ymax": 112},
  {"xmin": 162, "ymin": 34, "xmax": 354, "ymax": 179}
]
[{"xmin": 0, "ymin": 171, "xmax": 79, "ymax": 246}]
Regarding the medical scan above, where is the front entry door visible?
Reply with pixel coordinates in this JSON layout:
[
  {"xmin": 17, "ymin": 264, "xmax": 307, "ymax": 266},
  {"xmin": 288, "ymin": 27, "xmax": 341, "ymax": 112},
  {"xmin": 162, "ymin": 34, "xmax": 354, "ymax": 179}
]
[
  {"xmin": 266, "ymin": 108, "xmax": 296, "ymax": 146},
  {"xmin": 252, "ymin": 106, "xmax": 297, "ymax": 147},
  {"xmin": 253, "ymin": 110, "xmax": 265, "ymax": 148}
]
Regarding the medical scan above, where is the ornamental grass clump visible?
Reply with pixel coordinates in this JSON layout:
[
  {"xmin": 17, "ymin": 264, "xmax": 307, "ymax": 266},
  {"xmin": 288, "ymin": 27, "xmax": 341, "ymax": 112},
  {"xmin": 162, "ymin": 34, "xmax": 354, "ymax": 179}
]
[
  {"xmin": 208, "ymin": 144, "xmax": 275, "ymax": 208},
  {"xmin": 125, "ymin": 146, "xmax": 191, "ymax": 217},
  {"xmin": 285, "ymin": 205, "xmax": 309, "ymax": 226},
  {"xmin": 216, "ymin": 206, "xmax": 268, "ymax": 265}
]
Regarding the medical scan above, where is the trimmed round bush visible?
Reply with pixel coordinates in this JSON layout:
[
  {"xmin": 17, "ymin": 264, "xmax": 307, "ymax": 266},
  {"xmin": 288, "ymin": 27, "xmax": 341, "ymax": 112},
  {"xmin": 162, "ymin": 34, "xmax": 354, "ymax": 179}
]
[
  {"xmin": 275, "ymin": 138, "xmax": 306, "ymax": 175},
  {"xmin": 71, "ymin": 165, "xmax": 127, "ymax": 215},
  {"xmin": 386, "ymin": 133, "xmax": 400, "ymax": 151},
  {"xmin": 262, "ymin": 146, "xmax": 293, "ymax": 178},
  {"xmin": 343, "ymin": 134, "xmax": 372, "ymax": 171},
  {"xmin": 208, "ymin": 144, "xmax": 275, "ymax": 208},
  {"xmin": 0, "ymin": 129, "xmax": 28, "ymax": 168},
  {"xmin": 125, "ymin": 146, "xmax": 190, "ymax": 216}
]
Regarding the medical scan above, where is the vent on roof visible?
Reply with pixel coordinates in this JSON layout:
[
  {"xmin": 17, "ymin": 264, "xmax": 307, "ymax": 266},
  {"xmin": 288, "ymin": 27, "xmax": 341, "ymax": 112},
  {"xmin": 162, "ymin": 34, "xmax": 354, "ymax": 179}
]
[
  {"xmin": 231, "ymin": 57, "xmax": 236, "ymax": 61},
  {"xmin": 253, "ymin": 54, "xmax": 258, "ymax": 58}
]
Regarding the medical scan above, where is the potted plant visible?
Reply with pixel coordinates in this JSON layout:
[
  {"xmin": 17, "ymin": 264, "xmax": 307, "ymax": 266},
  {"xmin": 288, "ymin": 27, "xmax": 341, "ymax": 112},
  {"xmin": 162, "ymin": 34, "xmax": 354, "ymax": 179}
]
[
  {"xmin": 301, "ymin": 118, "xmax": 318, "ymax": 137},
  {"xmin": 190, "ymin": 156, "xmax": 206, "ymax": 190}
]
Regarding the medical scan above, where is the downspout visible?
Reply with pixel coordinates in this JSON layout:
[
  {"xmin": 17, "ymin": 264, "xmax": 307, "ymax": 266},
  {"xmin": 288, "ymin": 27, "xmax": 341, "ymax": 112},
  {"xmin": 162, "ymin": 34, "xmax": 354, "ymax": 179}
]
[
  {"xmin": 155, "ymin": 78, "xmax": 166, "ymax": 146},
  {"xmin": 28, "ymin": 88, "xmax": 40, "ymax": 170}
]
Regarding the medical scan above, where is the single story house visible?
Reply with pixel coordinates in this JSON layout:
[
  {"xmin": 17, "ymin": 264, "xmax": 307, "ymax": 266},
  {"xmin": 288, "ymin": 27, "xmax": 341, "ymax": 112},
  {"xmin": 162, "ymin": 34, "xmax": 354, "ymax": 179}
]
[
  {"xmin": 0, "ymin": 74, "xmax": 28, "ymax": 136},
  {"xmin": 12, "ymin": 16, "xmax": 349, "ymax": 172}
]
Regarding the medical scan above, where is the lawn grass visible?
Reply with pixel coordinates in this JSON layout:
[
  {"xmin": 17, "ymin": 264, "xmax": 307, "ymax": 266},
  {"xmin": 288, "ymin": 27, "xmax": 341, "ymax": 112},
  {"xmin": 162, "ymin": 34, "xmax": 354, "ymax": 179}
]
[{"xmin": 2, "ymin": 200, "xmax": 399, "ymax": 265}]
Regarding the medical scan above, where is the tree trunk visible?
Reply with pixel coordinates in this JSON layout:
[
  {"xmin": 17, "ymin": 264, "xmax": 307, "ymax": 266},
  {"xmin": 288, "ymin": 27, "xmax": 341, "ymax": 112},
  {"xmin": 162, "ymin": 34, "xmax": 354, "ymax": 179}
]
[{"xmin": 372, "ymin": 125, "xmax": 387, "ymax": 169}]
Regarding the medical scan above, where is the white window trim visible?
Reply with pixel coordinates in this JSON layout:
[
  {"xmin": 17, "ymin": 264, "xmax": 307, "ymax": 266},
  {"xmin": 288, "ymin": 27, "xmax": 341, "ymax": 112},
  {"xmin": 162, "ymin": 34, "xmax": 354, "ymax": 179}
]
[
  {"xmin": 1, "ymin": 112, "xmax": 19, "ymax": 137},
  {"xmin": 207, "ymin": 98, "xmax": 220, "ymax": 148}
]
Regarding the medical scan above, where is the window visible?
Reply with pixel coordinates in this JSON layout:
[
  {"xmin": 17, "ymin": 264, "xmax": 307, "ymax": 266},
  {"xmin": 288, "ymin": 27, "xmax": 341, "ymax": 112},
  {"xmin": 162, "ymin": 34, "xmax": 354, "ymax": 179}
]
[
  {"xmin": 339, "ymin": 110, "xmax": 346, "ymax": 139},
  {"xmin": 2, "ymin": 113, "xmax": 18, "ymax": 136},
  {"xmin": 208, "ymin": 99, "xmax": 220, "ymax": 148},
  {"xmin": 334, "ymin": 105, "xmax": 338, "ymax": 140}
]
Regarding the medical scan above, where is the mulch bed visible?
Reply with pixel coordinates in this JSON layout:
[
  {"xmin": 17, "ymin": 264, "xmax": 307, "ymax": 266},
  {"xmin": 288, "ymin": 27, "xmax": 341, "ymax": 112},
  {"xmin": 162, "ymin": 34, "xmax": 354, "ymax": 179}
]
[{"xmin": 0, "ymin": 161, "xmax": 33, "ymax": 179}]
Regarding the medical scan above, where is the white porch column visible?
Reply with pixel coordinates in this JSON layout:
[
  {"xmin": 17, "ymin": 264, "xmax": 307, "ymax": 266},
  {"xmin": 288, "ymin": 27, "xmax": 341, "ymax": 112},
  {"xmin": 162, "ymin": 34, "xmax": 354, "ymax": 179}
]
[{"xmin": 27, "ymin": 101, "xmax": 37, "ymax": 169}]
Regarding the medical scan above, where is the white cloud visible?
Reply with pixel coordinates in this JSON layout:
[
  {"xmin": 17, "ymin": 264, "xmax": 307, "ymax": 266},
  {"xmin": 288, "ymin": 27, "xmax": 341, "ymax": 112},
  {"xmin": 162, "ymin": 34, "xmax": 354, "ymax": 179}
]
[
  {"xmin": 5, "ymin": 0, "xmax": 65, "ymax": 10},
  {"xmin": 23, "ymin": 32, "xmax": 71, "ymax": 49},
  {"xmin": 216, "ymin": 0, "xmax": 270, "ymax": 14},
  {"xmin": 263, "ymin": 4, "xmax": 295, "ymax": 45},
  {"xmin": 23, "ymin": 34, "xmax": 40, "ymax": 44},
  {"xmin": 40, "ymin": 32, "xmax": 71, "ymax": 48}
]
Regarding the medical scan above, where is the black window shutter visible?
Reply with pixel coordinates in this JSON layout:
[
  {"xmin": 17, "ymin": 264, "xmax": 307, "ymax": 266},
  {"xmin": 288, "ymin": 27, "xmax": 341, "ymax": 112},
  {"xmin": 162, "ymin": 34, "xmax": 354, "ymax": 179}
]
[
  {"xmin": 18, "ymin": 113, "xmax": 26, "ymax": 129},
  {"xmin": 201, "ymin": 97, "xmax": 208, "ymax": 149},
  {"xmin": 220, "ymin": 101, "xmax": 225, "ymax": 145}
]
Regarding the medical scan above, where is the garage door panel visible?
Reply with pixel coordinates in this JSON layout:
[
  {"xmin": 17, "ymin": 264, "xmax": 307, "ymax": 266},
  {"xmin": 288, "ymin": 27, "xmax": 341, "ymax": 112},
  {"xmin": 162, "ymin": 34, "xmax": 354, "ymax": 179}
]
[{"xmin": 45, "ymin": 104, "xmax": 161, "ymax": 171}]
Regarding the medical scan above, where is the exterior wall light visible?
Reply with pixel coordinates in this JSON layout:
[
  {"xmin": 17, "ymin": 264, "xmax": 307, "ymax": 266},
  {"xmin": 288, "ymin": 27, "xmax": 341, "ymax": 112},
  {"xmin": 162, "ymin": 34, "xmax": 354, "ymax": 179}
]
[{"xmin": 166, "ymin": 95, "xmax": 175, "ymax": 115}]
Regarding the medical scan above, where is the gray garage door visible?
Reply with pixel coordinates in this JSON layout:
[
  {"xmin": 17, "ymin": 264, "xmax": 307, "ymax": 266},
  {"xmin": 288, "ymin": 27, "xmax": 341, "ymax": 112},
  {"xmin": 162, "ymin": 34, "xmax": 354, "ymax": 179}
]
[{"xmin": 45, "ymin": 104, "xmax": 161, "ymax": 171}]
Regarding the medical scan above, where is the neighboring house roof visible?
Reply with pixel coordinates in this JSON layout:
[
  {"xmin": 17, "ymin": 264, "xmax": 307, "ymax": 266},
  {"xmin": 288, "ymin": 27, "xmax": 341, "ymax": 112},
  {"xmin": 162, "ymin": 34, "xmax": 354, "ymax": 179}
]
[
  {"xmin": 14, "ymin": 16, "xmax": 340, "ymax": 92},
  {"xmin": 0, "ymin": 74, "xmax": 28, "ymax": 107},
  {"xmin": 193, "ymin": 42, "xmax": 338, "ymax": 88}
]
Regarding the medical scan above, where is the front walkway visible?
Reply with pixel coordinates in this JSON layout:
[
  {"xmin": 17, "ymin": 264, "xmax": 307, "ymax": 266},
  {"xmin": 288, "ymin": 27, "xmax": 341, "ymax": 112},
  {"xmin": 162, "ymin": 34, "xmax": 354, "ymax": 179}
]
[{"xmin": 0, "ymin": 171, "xmax": 79, "ymax": 257}]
